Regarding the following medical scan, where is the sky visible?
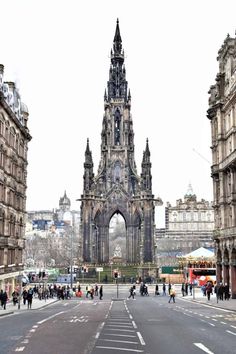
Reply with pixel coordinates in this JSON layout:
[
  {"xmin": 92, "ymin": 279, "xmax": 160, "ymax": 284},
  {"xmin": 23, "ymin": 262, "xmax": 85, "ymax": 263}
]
[{"xmin": 1, "ymin": 0, "xmax": 236, "ymax": 227}]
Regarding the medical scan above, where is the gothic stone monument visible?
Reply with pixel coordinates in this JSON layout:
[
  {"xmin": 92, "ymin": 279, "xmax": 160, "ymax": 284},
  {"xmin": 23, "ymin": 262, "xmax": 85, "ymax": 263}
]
[{"xmin": 80, "ymin": 20, "xmax": 160, "ymax": 264}]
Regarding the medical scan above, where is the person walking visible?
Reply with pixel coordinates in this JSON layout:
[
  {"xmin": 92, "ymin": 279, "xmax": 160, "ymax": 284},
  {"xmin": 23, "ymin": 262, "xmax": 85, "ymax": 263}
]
[
  {"xmin": 12, "ymin": 290, "xmax": 19, "ymax": 306},
  {"xmin": 155, "ymin": 284, "xmax": 159, "ymax": 296},
  {"xmin": 22, "ymin": 289, "xmax": 28, "ymax": 305},
  {"xmin": 162, "ymin": 282, "xmax": 166, "ymax": 296},
  {"xmin": 1, "ymin": 290, "xmax": 8, "ymax": 310},
  {"xmin": 206, "ymin": 281, "xmax": 213, "ymax": 301},
  {"xmin": 27, "ymin": 288, "xmax": 33, "ymax": 309},
  {"xmin": 99, "ymin": 285, "xmax": 103, "ymax": 300},
  {"xmin": 168, "ymin": 286, "xmax": 176, "ymax": 303},
  {"xmin": 128, "ymin": 286, "xmax": 135, "ymax": 299}
]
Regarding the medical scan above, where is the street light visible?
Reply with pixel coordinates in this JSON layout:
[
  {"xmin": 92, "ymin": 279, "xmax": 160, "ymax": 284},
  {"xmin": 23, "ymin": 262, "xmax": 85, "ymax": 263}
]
[{"xmin": 63, "ymin": 211, "xmax": 74, "ymax": 291}]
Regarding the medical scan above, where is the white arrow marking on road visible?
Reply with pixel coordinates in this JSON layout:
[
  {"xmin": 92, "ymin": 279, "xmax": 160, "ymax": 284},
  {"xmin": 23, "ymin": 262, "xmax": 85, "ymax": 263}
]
[{"xmin": 194, "ymin": 343, "xmax": 214, "ymax": 354}]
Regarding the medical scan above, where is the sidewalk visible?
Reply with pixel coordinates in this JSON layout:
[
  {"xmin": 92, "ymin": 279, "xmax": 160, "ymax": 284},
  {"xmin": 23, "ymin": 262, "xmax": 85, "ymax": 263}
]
[
  {"xmin": 179, "ymin": 287, "xmax": 236, "ymax": 312},
  {"xmin": 0, "ymin": 297, "xmax": 59, "ymax": 317}
]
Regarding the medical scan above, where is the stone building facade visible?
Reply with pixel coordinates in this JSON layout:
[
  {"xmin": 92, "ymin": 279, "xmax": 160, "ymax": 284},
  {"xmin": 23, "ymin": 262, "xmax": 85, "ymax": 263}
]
[
  {"xmin": 208, "ymin": 33, "xmax": 236, "ymax": 298},
  {"xmin": 0, "ymin": 64, "xmax": 31, "ymax": 294},
  {"xmin": 80, "ymin": 20, "xmax": 161, "ymax": 264},
  {"xmin": 156, "ymin": 185, "xmax": 214, "ymax": 266}
]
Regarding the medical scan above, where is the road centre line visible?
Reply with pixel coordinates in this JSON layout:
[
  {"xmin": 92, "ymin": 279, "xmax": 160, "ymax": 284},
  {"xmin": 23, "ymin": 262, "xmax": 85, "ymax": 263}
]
[
  {"xmin": 226, "ymin": 330, "xmax": 236, "ymax": 336},
  {"xmin": 129, "ymin": 314, "xmax": 133, "ymax": 319},
  {"xmin": 194, "ymin": 343, "xmax": 214, "ymax": 354},
  {"xmin": 96, "ymin": 346, "xmax": 143, "ymax": 352},
  {"xmin": 137, "ymin": 332, "xmax": 145, "ymax": 345},
  {"xmin": 37, "ymin": 311, "xmax": 65, "ymax": 324},
  {"xmin": 132, "ymin": 320, "xmax": 137, "ymax": 328}
]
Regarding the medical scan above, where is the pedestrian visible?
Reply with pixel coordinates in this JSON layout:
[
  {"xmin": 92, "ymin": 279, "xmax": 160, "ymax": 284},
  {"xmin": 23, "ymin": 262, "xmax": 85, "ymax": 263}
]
[
  {"xmin": 99, "ymin": 285, "xmax": 103, "ymax": 300},
  {"xmin": 181, "ymin": 283, "xmax": 185, "ymax": 296},
  {"xmin": 224, "ymin": 283, "xmax": 230, "ymax": 300},
  {"xmin": 168, "ymin": 286, "xmax": 176, "ymax": 303},
  {"xmin": 206, "ymin": 281, "xmax": 212, "ymax": 301},
  {"xmin": 185, "ymin": 282, "xmax": 189, "ymax": 296},
  {"xmin": 22, "ymin": 289, "xmax": 28, "ymax": 305},
  {"xmin": 189, "ymin": 283, "xmax": 193, "ymax": 296},
  {"xmin": 162, "ymin": 282, "xmax": 166, "ymax": 296},
  {"xmin": 1, "ymin": 290, "xmax": 8, "ymax": 310},
  {"xmin": 27, "ymin": 288, "xmax": 33, "ymax": 309},
  {"xmin": 168, "ymin": 283, "xmax": 171, "ymax": 295},
  {"xmin": 155, "ymin": 284, "xmax": 159, "ymax": 296},
  {"xmin": 12, "ymin": 290, "xmax": 19, "ymax": 306},
  {"xmin": 128, "ymin": 286, "xmax": 135, "ymax": 299},
  {"xmin": 95, "ymin": 284, "xmax": 98, "ymax": 296}
]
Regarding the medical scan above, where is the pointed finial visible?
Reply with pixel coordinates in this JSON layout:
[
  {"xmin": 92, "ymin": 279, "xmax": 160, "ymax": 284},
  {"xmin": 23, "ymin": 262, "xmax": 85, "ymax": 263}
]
[
  {"xmin": 104, "ymin": 89, "xmax": 107, "ymax": 101},
  {"xmin": 128, "ymin": 89, "xmax": 131, "ymax": 100}
]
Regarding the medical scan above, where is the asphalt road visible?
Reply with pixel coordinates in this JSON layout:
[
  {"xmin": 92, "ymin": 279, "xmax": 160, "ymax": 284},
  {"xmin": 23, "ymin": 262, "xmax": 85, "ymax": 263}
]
[{"xmin": 0, "ymin": 285, "xmax": 235, "ymax": 354}]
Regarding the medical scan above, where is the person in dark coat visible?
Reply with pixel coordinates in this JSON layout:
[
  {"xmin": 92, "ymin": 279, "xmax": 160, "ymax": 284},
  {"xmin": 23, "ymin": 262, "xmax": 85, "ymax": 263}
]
[
  {"xmin": 155, "ymin": 284, "xmax": 159, "ymax": 296},
  {"xmin": 1, "ymin": 290, "xmax": 8, "ymax": 310},
  {"xmin": 27, "ymin": 288, "xmax": 33, "ymax": 309},
  {"xmin": 99, "ymin": 285, "xmax": 103, "ymax": 300}
]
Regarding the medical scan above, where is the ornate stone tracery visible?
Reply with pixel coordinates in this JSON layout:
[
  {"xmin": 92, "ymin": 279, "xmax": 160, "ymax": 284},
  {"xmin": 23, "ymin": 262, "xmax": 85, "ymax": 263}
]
[{"xmin": 80, "ymin": 20, "xmax": 158, "ymax": 264}]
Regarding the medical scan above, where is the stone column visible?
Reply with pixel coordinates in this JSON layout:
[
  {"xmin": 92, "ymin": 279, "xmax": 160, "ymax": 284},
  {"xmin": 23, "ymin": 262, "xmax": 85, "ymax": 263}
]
[{"xmin": 230, "ymin": 264, "xmax": 236, "ymax": 299}]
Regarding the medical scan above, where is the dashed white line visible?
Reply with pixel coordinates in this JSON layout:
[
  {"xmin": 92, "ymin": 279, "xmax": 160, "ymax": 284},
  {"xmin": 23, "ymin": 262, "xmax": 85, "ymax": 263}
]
[
  {"xmin": 132, "ymin": 320, "xmax": 137, "ymax": 329},
  {"xmin": 137, "ymin": 331, "xmax": 145, "ymax": 346},
  {"xmin": 129, "ymin": 314, "xmax": 133, "ymax": 320},
  {"xmin": 21, "ymin": 339, "xmax": 29, "ymax": 344},
  {"xmin": 220, "ymin": 321, "xmax": 226, "ymax": 325},
  {"xmin": 194, "ymin": 343, "xmax": 214, "ymax": 354},
  {"xmin": 208, "ymin": 323, "xmax": 215, "ymax": 327},
  {"xmin": 230, "ymin": 325, "xmax": 236, "ymax": 329},
  {"xmin": 15, "ymin": 347, "xmax": 25, "ymax": 352},
  {"xmin": 226, "ymin": 330, "xmax": 236, "ymax": 336}
]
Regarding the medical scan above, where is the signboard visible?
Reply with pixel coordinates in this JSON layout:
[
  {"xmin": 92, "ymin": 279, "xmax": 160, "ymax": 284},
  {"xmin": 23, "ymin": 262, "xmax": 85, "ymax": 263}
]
[
  {"xmin": 96, "ymin": 267, "xmax": 103, "ymax": 272},
  {"xmin": 161, "ymin": 266, "xmax": 181, "ymax": 274}
]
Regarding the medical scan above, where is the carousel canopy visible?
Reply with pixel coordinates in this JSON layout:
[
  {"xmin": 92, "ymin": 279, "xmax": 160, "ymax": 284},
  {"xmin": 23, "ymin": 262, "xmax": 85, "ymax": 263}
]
[{"xmin": 181, "ymin": 247, "xmax": 215, "ymax": 259}]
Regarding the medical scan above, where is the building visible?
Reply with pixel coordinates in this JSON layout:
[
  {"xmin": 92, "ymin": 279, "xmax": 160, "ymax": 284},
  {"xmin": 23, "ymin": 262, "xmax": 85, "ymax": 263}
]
[
  {"xmin": 25, "ymin": 191, "xmax": 81, "ymax": 268},
  {"xmin": 156, "ymin": 185, "xmax": 214, "ymax": 266},
  {"xmin": 0, "ymin": 64, "xmax": 31, "ymax": 294},
  {"xmin": 80, "ymin": 20, "xmax": 162, "ymax": 264},
  {"xmin": 207, "ymin": 33, "xmax": 236, "ymax": 298}
]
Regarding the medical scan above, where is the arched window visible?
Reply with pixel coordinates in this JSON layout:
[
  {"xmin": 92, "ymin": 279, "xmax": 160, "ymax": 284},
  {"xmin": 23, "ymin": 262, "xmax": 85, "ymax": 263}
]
[
  {"xmin": 114, "ymin": 161, "xmax": 121, "ymax": 182},
  {"xmin": 114, "ymin": 109, "xmax": 121, "ymax": 145}
]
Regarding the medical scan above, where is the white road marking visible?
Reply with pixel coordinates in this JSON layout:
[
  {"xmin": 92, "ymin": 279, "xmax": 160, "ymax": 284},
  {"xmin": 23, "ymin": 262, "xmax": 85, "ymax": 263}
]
[
  {"xmin": 104, "ymin": 333, "xmax": 136, "ymax": 338},
  {"xmin": 95, "ymin": 332, "xmax": 100, "ymax": 339},
  {"xmin": 100, "ymin": 339, "xmax": 138, "ymax": 344},
  {"xmin": 129, "ymin": 314, "xmax": 133, "ymax": 320},
  {"xmin": 108, "ymin": 321, "xmax": 131, "ymax": 325},
  {"xmin": 230, "ymin": 325, "xmax": 236, "ymax": 329},
  {"xmin": 106, "ymin": 324, "xmax": 133, "ymax": 328},
  {"xmin": 15, "ymin": 347, "xmax": 25, "ymax": 352},
  {"xmin": 211, "ymin": 319, "xmax": 217, "ymax": 322},
  {"xmin": 137, "ymin": 331, "xmax": 145, "ymax": 345},
  {"xmin": 226, "ymin": 330, "xmax": 236, "ymax": 336},
  {"xmin": 21, "ymin": 339, "xmax": 29, "ymax": 344},
  {"xmin": 220, "ymin": 321, "xmax": 226, "ymax": 324},
  {"xmin": 208, "ymin": 323, "xmax": 215, "ymax": 327},
  {"xmin": 194, "ymin": 343, "xmax": 214, "ymax": 354},
  {"xmin": 106, "ymin": 328, "xmax": 135, "ymax": 332},
  {"xmin": 29, "ymin": 329, "xmax": 35, "ymax": 333},
  {"xmin": 63, "ymin": 303, "xmax": 69, "ymax": 306},
  {"xmin": 132, "ymin": 321, "xmax": 137, "ymax": 328},
  {"xmin": 37, "ymin": 311, "xmax": 65, "ymax": 324},
  {"xmin": 95, "ymin": 346, "xmax": 143, "ymax": 352},
  {"xmin": 32, "ymin": 325, "xmax": 38, "ymax": 328}
]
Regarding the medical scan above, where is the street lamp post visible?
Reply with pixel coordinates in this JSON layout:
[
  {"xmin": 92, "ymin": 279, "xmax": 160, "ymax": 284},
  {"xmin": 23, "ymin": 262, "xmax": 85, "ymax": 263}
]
[{"xmin": 63, "ymin": 211, "xmax": 74, "ymax": 291}]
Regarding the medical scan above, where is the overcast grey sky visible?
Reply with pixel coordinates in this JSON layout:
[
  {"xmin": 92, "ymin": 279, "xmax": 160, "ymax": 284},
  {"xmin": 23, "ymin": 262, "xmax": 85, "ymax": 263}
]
[{"xmin": 1, "ymin": 0, "xmax": 236, "ymax": 227}]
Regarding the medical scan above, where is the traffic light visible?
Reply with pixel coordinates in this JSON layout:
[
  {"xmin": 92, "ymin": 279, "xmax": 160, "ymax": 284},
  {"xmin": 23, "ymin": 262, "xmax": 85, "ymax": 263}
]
[{"xmin": 114, "ymin": 271, "xmax": 118, "ymax": 279}]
